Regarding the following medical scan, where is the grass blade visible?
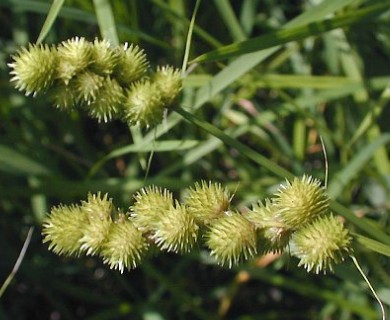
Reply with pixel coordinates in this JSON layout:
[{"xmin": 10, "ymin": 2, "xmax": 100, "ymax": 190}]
[
  {"xmin": 36, "ymin": 0, "xmax": 65, "ymax": 44},
  {"xmin": 192, "ymin": 2, "xmax": 390, "ymax": 63}
]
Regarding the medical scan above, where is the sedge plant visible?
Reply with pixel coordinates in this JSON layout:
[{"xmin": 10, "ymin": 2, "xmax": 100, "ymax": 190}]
[{"xmin": 8, "ymin": 36, "xmax": 386, "ymax": 319}]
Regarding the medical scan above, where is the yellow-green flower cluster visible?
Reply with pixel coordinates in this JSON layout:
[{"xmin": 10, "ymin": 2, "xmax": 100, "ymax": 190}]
[
  {"xmin": 246, "ymin": 175, "xmax": 352, "ymax": 273},
  {"xmin": 42, "ymin": 176, "xmax": 353, "ymax": 274},
  {"xmin": 9, "ymin": 37, "xmax": 182, "ymax": 126}
]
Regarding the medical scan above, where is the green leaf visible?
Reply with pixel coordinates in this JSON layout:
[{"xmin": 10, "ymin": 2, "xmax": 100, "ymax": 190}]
[
  {"xmin": 0, "ymin": 145, "xmax": 51, "ymax": 176},
  {"xmin": 36, "ymin": 0, "xmax": 65, "ymax": 44},
  {"xmin": 327, "ymin": 134, "xmax": 390, "ymax": 199},
  {"xmin": 354, "ymin": 234, "xmax": 390, "ymax": 258},
  {"xmin": 192, "ymin": 2, "xmax": 390, "ymax": 63},
  {"xmin": 92, "ymin": 0, "xmax": 119, "ymax": 46}
]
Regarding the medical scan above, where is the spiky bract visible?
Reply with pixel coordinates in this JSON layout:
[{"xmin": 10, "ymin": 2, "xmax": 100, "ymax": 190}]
[
  {"xmin": 123, "ymin": 80, "xmax": 164, "ymax": 127},
  {"xmin": 152, "ymin": 201, "xmax": 199, "ymax": 253},
  {"xmin": 206, "ymin": 212, "xmax": 257, "ymax": 268},
  {"xmin": 130, "ymin": 186, "xmax": 173, "ymax": 232},
  {"xmin": 185, "ymin": 181, "xmax": 231, "ymax": 224},
  {"xmin": 42, "ymin": 204, "xmax": 87, "ymax": 256},
  {"xmin": 56, "ymin": 37, "xmax": 92, "ymax": 84},
  {"xmin": 100, "ymin": 215, "xmax": 149, "ymax": 273},
  {"xmin": 273, "ymin": 175, "xmax": 329, "ymax": 229},
  {"xmin": 291, "ymin": 214, "xmax": 352, "ymax": 274},
  {"xmin": 9, "ymin": 44, "xmax": 57, "ymax": 96},
  {"xmin": 114, "ymin": 43, "xmax": 148, "ymax": 86}
]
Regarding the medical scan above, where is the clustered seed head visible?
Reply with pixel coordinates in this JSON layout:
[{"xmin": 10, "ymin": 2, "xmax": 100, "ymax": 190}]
[
  {"xmin": 291, "ymin": 214, "xmax": 353, "ymax": 274},
  {"xmin": 273, "ymin": 175, "xmax": 329, "ymax": 229},
  {"xmin": 42, "ymin": 176, "xmax": 353, "ymax": 274},
  {"xmin": 9, "ymin": 44, "xmax": 57, "ymax": 96},
  {"xmin": 206, "ymin": 211, "xmax": 257, "ymax": 267},
  {"xmin": 9, "ymin": 37, "xmax": 182, "ymax": 126},
  {"xmin": 184, "ymin": 180, "xmax": 231, "ymax": 224},
  {"xmin": 152, "ymin": 201, "xmax": 199, "ymax": 253},
  {"xmin": 100, "ymin": 214, "xmax": 148, "ymax": 273}
]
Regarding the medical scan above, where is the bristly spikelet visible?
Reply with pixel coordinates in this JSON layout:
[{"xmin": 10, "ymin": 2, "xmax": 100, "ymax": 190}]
[
  {"xmin": 114, "ymin": 42, "xmax": 148, "ymax": 86},
  {"xmin": 49, "ymin": 82, "xmax": 78, "ymax": 111},
  {"xmin": 273, "ymin": 175, "xmax": 329, "ymax": 229},
  {"xmin": 100, "ymin": 214, "xmax": 149, "ymax": 273},
  {"xmin": 291, "ymin": 214, "xmax": 353, "ymax": 274},
  {"xmin": 246, "ymin": 199, "xmax": 291, "ymax": 253},
  {"xmin": 206, "ymin": 211, "xmax": 257, "ymax": 268},
  {"xmin": 152, "ymin": 201, "xmax": 199, "ymax": 253},
  {"xmin": 123, "ymin": 80, "xmax": 164, "ymax": 128},
  {"xmin": 56, "ymin": 37, "xmax": 92, "ymax": 84},
  {"xmin": 85, "ymin": 77, "xmax": 124, "ymax": 122},
  {"xmin": 130, "ymin": 186, "xmax": 173, "ymax": 232},
  {"xmin": 74, "ymin": 70, "xmax": 105, "ymax": 105},
  {"xmin": 79, "ymin": 192, "xmax": 113, "ymax": 256},
  {"xmin": 184, "ymin": 181, "xmax": 230, "ymax": 224},
  {"xmin": 8, "ymin": 43, "xmax": 57, "ymax": 96},
  {"xmin": 42, "ymin": 204, "xmax": 88, "ymax": 256},
  {"xmin": 153, "ymin": 66, "xmax": 182, "ymax": 106},
  {"xmin": 90, "ymin": 38, "xmax": 119, "ymax": 76}
]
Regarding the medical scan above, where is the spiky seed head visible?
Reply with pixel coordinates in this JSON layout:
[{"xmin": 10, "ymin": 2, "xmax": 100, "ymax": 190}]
[
  {"xmin": 85, "ymin": 77, "xmax": 124, "ymax": 122},
  {"xmin": 153, "ymin": 65, "xmax": 182, "ymax": 106},
  {"xmin": 56, "ymin": 37, "xmax": 92, "ymax": 84},
  {"xmin": 130, "ymin": 186, "xmax": 173, "ymax": 232},
  {"xmin": 48, "ymin": 82, "xmax": 78, "ymax": 111},
  {"xmin": 74, "ymin": 70, "xmax": 105, "ymax": 105},
  {"xmin": 78, "ymin": 192, "xmax": 113, "ymax": 255},
  {"xmin": 100, "ymin": 214, "xmax": 149, "ymax": 273},
  {"xmin": 184, "ymin": 181, "xmax": 230, "ymax": 224},
  {"xmin": 206, "ymin": 211, "xmax": 257, "ymax": 268},
  {"xmin": 152, "ymin": 201, "xmax": 199, "ymax": 253},
  {"xmin": 9, "ymin": 43, "xmax": 57, "ymax": 96},
  {"xmin": 114, "ymin": 43, "xmax": 148, "ymax": 86},
  {"xmin": 246, "ymin": 199, "xmax": 291, "ymax": 253},
  {"xmin": 42, "ymin": 204, "xmax": 88, "ymax": 256},
  {"xmin": 291, "ymin": 214, "xmax": 353, "ymax": 274},
  {"xmin": 273, "ymin": 175, "xmax": 329, "ymax": 229},
  {"xmin": 123, "ymin": 80, "xmax": 164, "ymax": 128},
  {"xmin": 90, "ymin": 38, "xmax": 119, "ymax": 76}
]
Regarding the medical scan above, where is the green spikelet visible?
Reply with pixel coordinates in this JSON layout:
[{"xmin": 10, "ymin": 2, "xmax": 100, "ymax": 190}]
[
  {"xmin": 8, "ymin": 43, "xmax": 57, "ymax": 96},
  {"xmin": 49, "ymin": 82, "xmax": 78, "ymax": 111},
  {"xmin": 114, "ymin": 42, "xmax": 148, "ymax": 86},
  {"xmin": 74, "ymin": 70, "xmax": 105, "ymax": 105},
  {"xmin": 130, "ymin": 186, "xmax": 173, "ymax": 232},
  {"xmin": 184, "ymin": 181, "xmax": 230, "ymax": 224},
  {"xmin": 152, "ymin": 201, "xmax": 199, "ymax": 253},
  {"xmin": 56, "ymin": 37, "xmax": 92, "ymax": 84},
  {"xmin": 42, "ymin": 204, "xmax": 87, "ymax": 256},
  {"xmin": 246, "ymin": 199, "xmax": 291, "ymax": 253},
  {"xmin": 123, "ymin": 80, "xmax": 164, "ymax": 128},
  {"xmin": 86, "ymin": 77, "xmax": 125, "ymax": 122},
  {"xmin": 79, "ymin": 192, "xmax": 113, "ymax": 256},
  {"xmin": 206, "ymin": 212, "xmax": 257, "ymax": 268},
  {"xmin": 100, "ymin": 214, "xmax": 149, "ymax": 273},
  {"xmin": 153, "ymin": 65, "xmax": 182, "ymax": 106},
  {"xmin": 273, "ymin": 175, "xmax": 329, "ymax": 229},
  {"xmin": 291, "ymin": 214, "xmax": 353, "ymax": 274},
  {"xmin": 90, "ymin": 38, "xmax": 119, "ymax": 76}
]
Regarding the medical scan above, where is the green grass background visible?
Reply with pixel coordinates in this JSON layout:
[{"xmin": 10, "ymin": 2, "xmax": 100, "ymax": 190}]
[{"xmin": 1, "ymin": 0, "xmax": 390, "ymax": 319}]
